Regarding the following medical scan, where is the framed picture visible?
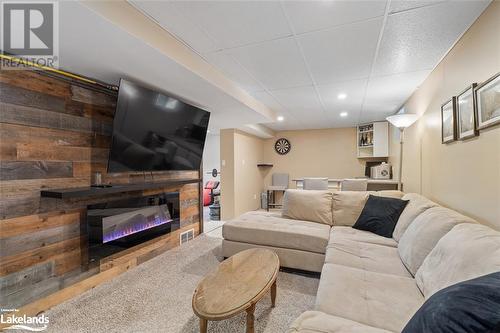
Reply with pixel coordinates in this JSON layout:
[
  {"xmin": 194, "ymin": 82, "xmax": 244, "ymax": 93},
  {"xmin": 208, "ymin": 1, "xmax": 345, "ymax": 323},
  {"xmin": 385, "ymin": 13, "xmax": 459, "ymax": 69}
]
[
  {"xmin": 457, "ymin": 83, "xmax": 478, "ymax": 140},
  {"xmin": 441, "ymin": 97, "xmax": 457, "ymax": 144},
  {"xmin": 475, "ymin": 72, "xmax": 500, "ymax": 130}
]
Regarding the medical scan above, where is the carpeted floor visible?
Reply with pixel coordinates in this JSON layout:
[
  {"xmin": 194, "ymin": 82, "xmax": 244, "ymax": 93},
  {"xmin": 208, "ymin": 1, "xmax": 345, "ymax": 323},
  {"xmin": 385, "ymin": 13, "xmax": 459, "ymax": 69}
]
[{"xmin": 41, "ymin": 226, "xmax": 319, "ymax": 333}]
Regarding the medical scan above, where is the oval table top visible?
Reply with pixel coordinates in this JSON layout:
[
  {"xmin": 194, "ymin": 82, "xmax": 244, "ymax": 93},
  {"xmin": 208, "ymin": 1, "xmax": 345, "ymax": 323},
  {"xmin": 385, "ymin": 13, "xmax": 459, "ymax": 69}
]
[{"xmin": 192, "ymin": 248, "xmax": 279, "ymax": 320}]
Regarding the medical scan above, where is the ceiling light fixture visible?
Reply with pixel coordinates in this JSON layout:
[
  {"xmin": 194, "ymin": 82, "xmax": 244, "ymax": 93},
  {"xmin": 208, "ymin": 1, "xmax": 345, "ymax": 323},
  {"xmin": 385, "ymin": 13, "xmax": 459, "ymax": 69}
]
[
  {"xmin": 337, "ymin": 93, "xmax": 347, "ymax": 100},
  {"xmin": 340, "ymin": 112, "xmax": 348, "ymax": 117},
  {"xmin": 277, "ymin": 116, "xmax": 284, "ymax": 122}
]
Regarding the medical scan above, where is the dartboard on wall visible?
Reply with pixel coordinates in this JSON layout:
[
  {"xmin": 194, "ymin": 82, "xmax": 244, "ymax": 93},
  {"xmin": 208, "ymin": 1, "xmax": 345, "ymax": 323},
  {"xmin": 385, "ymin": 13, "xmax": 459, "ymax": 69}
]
[{"xmin": 274, "ymin": 138, "xmax": 291, "ymax": 155}]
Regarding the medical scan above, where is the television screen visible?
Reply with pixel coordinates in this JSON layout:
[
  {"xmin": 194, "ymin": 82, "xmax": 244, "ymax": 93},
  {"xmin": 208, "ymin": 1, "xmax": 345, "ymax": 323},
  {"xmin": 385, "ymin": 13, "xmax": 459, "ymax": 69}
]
[{"xmin": 107, "ymin": 79, "xmax": 210, "ymax": 173}]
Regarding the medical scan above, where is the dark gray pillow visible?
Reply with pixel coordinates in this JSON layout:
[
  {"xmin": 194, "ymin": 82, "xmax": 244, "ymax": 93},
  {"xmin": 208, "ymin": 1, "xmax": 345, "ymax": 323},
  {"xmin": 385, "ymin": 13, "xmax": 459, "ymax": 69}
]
[
  {"xmin": 352, "ymin": 195, "xmax": 408, "ymax": 238},
  {"xmin": 403, "ymin": 272, "xmax": 500, "ymax": 333}
]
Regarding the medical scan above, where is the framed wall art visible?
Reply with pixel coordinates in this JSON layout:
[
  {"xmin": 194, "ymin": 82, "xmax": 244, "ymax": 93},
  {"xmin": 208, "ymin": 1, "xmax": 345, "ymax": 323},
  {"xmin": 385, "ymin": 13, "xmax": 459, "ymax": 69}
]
[
  {"xmin": 441, "ymin": 97, "xmax": 457, "ymax": 144},
  {"xmin": 457, "ymin": 83, "xmax": 478, "ymax": 140},
  {"xmin": 475, "ymin": 72, "xmax": 500, "ymax": 130}
]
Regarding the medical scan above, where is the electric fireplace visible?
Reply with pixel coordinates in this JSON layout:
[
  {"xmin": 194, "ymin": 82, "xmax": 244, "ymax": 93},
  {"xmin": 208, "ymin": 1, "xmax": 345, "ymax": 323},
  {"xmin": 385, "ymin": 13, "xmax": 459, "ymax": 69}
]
[{"xmin": 86, "ymin": 192, "xmax": 180, "ymax": 263}]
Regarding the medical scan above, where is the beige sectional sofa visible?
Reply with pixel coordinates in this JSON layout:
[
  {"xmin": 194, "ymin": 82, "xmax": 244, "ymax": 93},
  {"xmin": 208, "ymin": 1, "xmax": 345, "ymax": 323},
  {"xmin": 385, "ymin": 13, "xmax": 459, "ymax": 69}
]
[{"xmin": 222, "ymin": 189, "xmax": 500, "ymax": 332}]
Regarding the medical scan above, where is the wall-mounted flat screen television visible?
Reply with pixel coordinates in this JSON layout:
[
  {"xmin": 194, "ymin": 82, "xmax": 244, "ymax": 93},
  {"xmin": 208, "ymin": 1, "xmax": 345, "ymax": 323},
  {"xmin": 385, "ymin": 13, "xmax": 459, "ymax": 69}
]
[{"xmin": 107, "ymin": 79, "xmax": 210, "ymax": 173}]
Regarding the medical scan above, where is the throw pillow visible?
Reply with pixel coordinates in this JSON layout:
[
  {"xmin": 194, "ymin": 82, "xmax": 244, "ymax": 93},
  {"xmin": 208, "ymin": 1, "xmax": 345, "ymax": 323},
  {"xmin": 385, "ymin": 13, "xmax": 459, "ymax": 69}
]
[
  {"xmin": 282, "ymin": 189, "xmax": 333, "ymax": 225},
  {"xmin": 332, "ymin": 191, "xmax": 374, "ymax": 226},
  {"xmin": 402, "ymin": 272, "xmax": 500, "ymax": 333},
  {"xmin": 353, "ymin": 195, "xmax": 408, "ymax": 238}
]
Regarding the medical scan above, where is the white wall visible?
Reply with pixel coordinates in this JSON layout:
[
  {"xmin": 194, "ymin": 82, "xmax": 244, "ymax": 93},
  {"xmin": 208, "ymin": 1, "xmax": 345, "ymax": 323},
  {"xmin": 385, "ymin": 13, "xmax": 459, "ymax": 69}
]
[
  {"xmin": 202, "ymin": 133, "xmax": 220, "ymax": 184},
  {"xmin": 220, "ymin": 129, "xmax": 265, "ymax": 220},
  {"xmin": 389, "ymin": 2, "xmax": 500, "ymax": 229},
  {"xmin": 262, "ymin": 128, "xmax": 366, "ymax": 188}
]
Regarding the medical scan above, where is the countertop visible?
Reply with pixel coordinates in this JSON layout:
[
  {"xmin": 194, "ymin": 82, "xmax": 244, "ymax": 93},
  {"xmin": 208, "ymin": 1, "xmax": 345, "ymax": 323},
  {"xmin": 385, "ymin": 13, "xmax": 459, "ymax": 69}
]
[{"xmin": 292, "ymin": 178, "xmax": 399, "ymax": 184}]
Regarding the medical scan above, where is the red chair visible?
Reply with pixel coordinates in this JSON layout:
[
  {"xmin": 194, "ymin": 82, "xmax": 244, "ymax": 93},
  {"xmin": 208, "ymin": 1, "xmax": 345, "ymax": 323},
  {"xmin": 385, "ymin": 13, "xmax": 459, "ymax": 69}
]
[{"xmin": 203, "ymin": 181, "xmax": 220, "ymax": 206}]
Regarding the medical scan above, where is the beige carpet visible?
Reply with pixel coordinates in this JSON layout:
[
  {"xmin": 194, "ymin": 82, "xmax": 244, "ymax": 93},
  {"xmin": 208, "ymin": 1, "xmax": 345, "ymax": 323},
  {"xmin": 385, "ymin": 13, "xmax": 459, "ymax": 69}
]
[{"xmin": 40, "ymin": 227, "xmax": 319, "ymax": 333}]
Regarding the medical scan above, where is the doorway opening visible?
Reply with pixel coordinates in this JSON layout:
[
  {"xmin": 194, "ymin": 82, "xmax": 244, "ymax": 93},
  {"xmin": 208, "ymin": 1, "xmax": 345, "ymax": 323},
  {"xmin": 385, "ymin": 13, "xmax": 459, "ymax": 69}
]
[{"xmin": 202, "ymin": 132, "xmax": 223, "ymax": 234}]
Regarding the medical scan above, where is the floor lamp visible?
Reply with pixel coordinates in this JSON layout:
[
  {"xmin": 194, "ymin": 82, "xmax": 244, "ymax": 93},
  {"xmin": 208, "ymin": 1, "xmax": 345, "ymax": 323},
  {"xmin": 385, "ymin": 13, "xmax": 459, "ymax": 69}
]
[{"xmin": 386, "ymin": 114, "xmax": 419, "ymax": 191}]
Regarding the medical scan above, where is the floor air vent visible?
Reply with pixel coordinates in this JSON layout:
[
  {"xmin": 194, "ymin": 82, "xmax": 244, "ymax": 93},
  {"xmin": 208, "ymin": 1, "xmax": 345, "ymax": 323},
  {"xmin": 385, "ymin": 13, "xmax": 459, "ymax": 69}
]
[{"xmin": 180, "ymin": 228, "xmax": 194, "ymax": 244}]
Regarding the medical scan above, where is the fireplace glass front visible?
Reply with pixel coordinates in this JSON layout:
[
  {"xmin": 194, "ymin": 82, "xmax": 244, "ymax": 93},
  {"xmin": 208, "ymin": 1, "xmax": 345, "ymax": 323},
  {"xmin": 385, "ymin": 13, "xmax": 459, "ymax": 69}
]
[{"xmin": 86, "ymin": 192, "xmax": 180, "ymax": 263}]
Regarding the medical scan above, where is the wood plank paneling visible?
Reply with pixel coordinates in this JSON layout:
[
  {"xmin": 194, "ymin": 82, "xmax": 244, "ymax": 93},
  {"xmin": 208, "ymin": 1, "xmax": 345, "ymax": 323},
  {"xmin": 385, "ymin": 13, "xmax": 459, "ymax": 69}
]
[
  {"xmin": 0, "ymin": 236, "xmax": 81, "ymax": 276},
  {"xmin": 0, "ymin": 161, "xmax": 73, "ymax": 180},
  {"xmin": 0, "ymin": 123, "xmax": 110, "ymax": 149},
  {"xmin": 0, "ymin": 69, "xmax": 71, "ymax": 98},
  {"xmin": 0, "ymin": 82, "xmax": 66, "ymax": 113},
  {"xmin": 1, "ymin": 276, "xmax": 61, "ymax": 309},
  {"xmin": 0, "ymin": 102, "xmax": 112, "ymax": 135},
  {"xmin": 0, "ymin": 223, "xmax": 81, "ymax": 257},
  {"xmin": 0, "ymin": 68, "xmax": 201, "ymax": 311},
  {"xmin": 15, "ymin": 143, "xmax": 109, "ymax": 163},
  {"xmin": 0, "ymin": 262, "xmax": 54, "ymax": 297},
  {"xmin": 0, "ymin": 211, "xmax": 82, "ymax": 239},
  {"xmin": 71, "ymin": 85, "xmax": 116, "ymax": 107}
]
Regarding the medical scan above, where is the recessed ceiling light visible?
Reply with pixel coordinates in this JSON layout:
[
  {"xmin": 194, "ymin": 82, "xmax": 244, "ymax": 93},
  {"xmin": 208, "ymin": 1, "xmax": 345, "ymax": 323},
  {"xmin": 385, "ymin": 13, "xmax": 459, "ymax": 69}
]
[
  {"xmin": 337, "ymin": 93, "xmax": 347, "ymax": 100},
  {"xmin": 340, "ymin": 112, "xmax": 348, "ymax": 117},
  {"xmin": 277, "ymin": 116, "xmax": 284, "ymax": 122}
]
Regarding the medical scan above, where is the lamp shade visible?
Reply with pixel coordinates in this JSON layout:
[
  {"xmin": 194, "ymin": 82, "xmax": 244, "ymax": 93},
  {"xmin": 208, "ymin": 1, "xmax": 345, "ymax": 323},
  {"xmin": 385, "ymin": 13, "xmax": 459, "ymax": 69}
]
[{"xmin": 386, "ymin": 114, "xmax": 419, "ymax": 129}]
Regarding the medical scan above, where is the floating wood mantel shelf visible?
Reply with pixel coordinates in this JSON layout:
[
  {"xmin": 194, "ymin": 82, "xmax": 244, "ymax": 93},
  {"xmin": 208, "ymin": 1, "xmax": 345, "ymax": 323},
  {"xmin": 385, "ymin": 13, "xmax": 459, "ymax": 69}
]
[
  {"xmin": 41, "ymin": 178, "xmax": 202, "ymax": 199},
  {"xmin": 257, "ymin": 163, "xmax": 274, "ymax": 167}
]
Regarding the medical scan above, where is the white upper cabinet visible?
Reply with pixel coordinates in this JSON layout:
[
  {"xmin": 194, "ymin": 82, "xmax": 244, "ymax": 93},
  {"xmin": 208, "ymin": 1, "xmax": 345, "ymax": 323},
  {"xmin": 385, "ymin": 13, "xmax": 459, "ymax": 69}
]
[{"xmin": 357, "ymin": 121, "xmax": 389, "ymax": 158}]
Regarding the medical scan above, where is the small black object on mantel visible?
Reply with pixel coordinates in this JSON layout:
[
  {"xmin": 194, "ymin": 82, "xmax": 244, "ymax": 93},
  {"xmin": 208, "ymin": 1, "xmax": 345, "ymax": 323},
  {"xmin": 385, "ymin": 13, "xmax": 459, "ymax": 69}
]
[{"xmin": 90, "ymin": 184, "xmax": 112, "ymax": 188}]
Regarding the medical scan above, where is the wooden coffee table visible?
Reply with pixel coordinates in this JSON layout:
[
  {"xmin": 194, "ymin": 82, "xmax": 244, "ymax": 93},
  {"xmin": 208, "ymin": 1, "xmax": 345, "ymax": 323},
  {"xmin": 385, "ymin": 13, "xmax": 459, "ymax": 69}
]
[{"xmin": 192, "ymin": 248, "xmax": 279, "ymax": 333}]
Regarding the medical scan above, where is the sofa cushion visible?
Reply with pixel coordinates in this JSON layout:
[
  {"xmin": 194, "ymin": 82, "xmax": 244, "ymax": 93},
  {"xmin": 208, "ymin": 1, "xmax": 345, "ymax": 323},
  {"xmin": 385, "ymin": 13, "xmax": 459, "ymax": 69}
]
[
  {"xmin": 393, "ymin": 193, "xmax": 437, "ymax": 242},
  {"xmin": 353, "ymin": 195, "xmax": 409, "ymax": 238},
  {"xmin": 332, "ymin": 191, "xmax": 374, "ymax": 226},
  {"xmin": 289, "ymin": 311, "xmax": 392, "ymax": 333},
  {"xmin": 283, "ymin": 189, "xmax": 333, "ymax": 225},
  {"xmin": 398, "ymin": 206, "xmax": 475, "ymax": 276},
  {"xmin": 325, "ymin": 239, "xmax": 412, "ymax": 277},
  {"xmin": 403, "ymin": 272, "xmax": 500, "ymax": 333},
  {"xmin": 222, "ymin": 211, "xmax": 330, "ymax": 254},
  {"xmin": 222, "ymin": 240, "xmax": 325, "ymax": 273},
  {"xmin": 315, "ymin": 264, "xmax": 423, "ymax": 332},
  {"xmin": 330, "ymin": 227, "xmax": 398, "ymax": 248},
  {"xmin": 415, "ymin": 223, "xmax": 500, "ymax": 298}
]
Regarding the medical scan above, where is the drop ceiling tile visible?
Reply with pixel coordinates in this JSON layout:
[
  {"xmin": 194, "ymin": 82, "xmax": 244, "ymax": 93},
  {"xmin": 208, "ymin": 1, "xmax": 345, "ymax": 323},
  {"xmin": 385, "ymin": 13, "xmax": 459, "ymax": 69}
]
[
  {"xmin": 358, "ymin": 110, "xmax": 394, "ymax": 124},
  {"xmin": 172, "ymin": 1, "xmax": 292, "ymax": 50},
  {"xmin": 295, "ymin": 117, "xmax": 335, "ymax": 130},
  {"xmin": 203, "ymin": 51, "xmax": 264, "ymax": 92},
  {"xmin": 374, "ymin": 1, "xmax": 490, "ymax": 76},
  {"xmin": 325, "ymin": 109, "xmax": 362, "ymax": 128},
  {"xmin": 317, "ymin": 79, "xmax": 367, "ymax": 113},
  {"xmin": 364, "ymin": 70, "xmax": 431, "ymax": 110},
  {"xmin": 130, "ymin": 1, "xmax": 218, "ymax": 53},
  {"xmin": 266, "ymin": 117, "xmax": 303, "ymax": 131},
  {"xmin": 283, "ymin": 0, "xmax": 386, "ymax": 34},
  {"xmin": 298, "ymin": 18, "xmax": 383, "ymax": 84},
  {"xmin": 388, "ymin": 1, "xmax": 446, "ymax": 14},
  {"xmin": 279, "ymin": 108, "xmax": 330, "ymax": 129},
  {"xmin": 250, "ymin": 91, "xmax": 285, "ymax": 112},
  {"xmin": 228, "ymin": 38, "xmax": 312, "ymax": 90},
  {"xmin": 269, "ymin": 86, "xmax": 323, "ymax": 114}
]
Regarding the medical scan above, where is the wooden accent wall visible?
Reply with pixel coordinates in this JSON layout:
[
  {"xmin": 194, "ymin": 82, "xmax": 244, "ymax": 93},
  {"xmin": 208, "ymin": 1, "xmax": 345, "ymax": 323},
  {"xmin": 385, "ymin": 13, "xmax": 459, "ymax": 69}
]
[{"xmin": 0, "ymin": 69, "xmax": 201, "ymax": 309}]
